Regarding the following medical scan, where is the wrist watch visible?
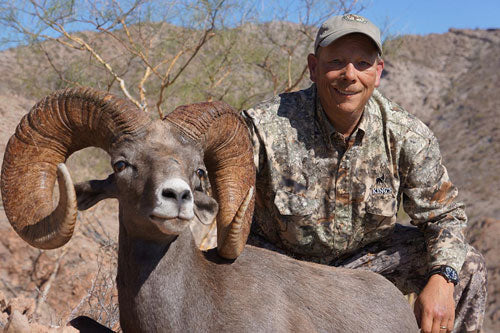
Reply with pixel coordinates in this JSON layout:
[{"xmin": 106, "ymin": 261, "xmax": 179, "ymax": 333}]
[{"xmin": 427, "ymin": 265, "xmax": 459, "ymax": 285}]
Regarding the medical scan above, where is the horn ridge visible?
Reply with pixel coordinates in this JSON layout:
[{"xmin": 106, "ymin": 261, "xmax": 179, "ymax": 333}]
[
  {"xmin": 1, "ymin": 87, "xmax": 150, "ymax": 249},
  {"xmin": 164, "ymin": 101, "xmax": 255, "ymax": 259}
]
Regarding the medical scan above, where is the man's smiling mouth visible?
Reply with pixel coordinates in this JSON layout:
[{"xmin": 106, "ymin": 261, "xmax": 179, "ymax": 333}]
[{"xmin": 333, "ymin": 87, "xmax": 358, "ymax": 96}]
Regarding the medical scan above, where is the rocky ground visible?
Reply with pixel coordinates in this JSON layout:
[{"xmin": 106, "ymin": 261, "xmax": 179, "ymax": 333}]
[{"xmin": 0, "ymin": 27, "xmax": 498, "ymax": 332}]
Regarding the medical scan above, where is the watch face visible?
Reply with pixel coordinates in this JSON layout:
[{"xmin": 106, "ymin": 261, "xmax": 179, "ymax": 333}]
[{"xmin": 444, "ymin": 266, "xmax": 458, "ymax": 281}]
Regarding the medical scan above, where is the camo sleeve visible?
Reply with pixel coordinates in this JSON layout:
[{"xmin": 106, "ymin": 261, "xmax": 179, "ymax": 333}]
[
  {"xmin": 241, "ymin": 109, "xmax": 264, "ymax": 173},
  {"xmin": 401, "ymin": 131, "xmax": 468, "ymax": 273}
]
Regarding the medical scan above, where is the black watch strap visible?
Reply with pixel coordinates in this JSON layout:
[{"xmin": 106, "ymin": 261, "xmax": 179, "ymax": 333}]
[{"xmin": 427, "ymin": 265, "xmax": 459, "ymax": 285}]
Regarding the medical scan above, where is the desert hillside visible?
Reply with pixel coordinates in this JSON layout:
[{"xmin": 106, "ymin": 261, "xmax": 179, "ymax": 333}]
[
  {"xmin": 381, "ymin": 28, "xmax": 500, "ymax": 332},
  {"xmin": 0, "ymin": 26, "xmax": 498, "ymax": 332}
]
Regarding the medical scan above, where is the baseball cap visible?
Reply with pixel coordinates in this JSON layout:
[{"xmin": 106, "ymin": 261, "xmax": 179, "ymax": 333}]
[{"xmin": 314, "ymin": 14, "xmax": 382, "ymax": 54}]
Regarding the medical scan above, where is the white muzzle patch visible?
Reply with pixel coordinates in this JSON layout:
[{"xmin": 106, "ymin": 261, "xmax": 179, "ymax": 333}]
[{"xmin": 150, "ymin": 178, "xmax": 194, "ymax": 221}]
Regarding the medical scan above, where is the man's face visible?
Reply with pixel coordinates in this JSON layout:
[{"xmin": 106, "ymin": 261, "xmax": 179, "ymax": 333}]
[{"xmin": 308, "ymin": 33, "xmax": 384, "ymax": 118}]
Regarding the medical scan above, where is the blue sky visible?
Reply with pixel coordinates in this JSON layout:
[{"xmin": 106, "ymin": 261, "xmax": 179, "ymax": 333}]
[
  {"xmin": 361, "ymin": 0, "xmax": 499, "ymax": 37},
  {"xmin": 0, "ymin": 0, "xmax": 498, "ymax": 50}
]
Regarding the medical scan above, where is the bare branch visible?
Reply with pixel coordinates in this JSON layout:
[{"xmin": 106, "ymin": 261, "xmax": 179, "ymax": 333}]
[
  {"xmin": 26, "ymin": 0, "xmax": 144, "ymax": 110},
  {"xmin": 35, "ymin": 249, "xmax": 67, "ymax": 314},
  {"xmin": 40, "ymin": 44, "xmax": 81, "ymax": 87},
  {"xmin": 156, "ymin": 49, "xmax": 184, "ymax": 118},
  {"xmin": 284, "ymin": 63, "xmax": 309, "ymax": 93}
]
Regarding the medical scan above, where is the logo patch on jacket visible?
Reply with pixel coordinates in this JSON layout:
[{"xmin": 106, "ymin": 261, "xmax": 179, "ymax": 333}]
[{"xmin": 372, "ymin": 174, "xmax": 393, "ymax": 195}]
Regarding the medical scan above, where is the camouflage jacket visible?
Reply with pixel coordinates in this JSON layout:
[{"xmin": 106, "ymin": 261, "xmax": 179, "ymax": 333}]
[{"xmin": 242, "ymin": 84, "xmax": 467, "ymax": 272}]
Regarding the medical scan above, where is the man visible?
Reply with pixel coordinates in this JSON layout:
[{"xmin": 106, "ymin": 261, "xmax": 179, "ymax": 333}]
[{"xmin": 242, "ymin": 14, "xmax": 486, "ymax": 333}]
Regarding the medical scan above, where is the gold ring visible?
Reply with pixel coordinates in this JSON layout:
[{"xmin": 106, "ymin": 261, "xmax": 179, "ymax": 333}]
[{"xmin": 440, "ymin": 326, "xmax": 447, "ymax": 330}]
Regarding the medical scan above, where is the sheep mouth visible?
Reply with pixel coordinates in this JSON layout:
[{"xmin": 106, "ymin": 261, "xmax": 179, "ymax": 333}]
[
  {"xmin": 149, "ymin": 213, "xmax": 192, "ymax": 235},
  {"xmin": 149, "ymin": 214, "xmax": 175, "ymax": 223},
  {"xmin": 149, "ymin": 213, "xmax": 192, "ymax": 223}
]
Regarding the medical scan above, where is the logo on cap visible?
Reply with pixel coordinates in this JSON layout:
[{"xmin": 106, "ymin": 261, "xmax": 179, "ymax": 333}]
[{"xmin": 343, "ymin": 14, "xmax": 367, "ymax": 24}]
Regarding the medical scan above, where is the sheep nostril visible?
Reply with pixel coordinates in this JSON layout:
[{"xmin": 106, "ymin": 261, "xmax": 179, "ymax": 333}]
[
  {"xmin": 162, "ymin": 189, "xmax": 177, "ymax": 200},
  {"xmin": 180, "ymin": 190, "xmax": 191, "ymax": 202},
  {"xmin": 161, "ymin": 188, "xmax": 191, "ymax": 202}
]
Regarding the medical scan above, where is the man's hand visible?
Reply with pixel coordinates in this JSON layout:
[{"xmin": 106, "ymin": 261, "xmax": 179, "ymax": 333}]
[{"xmin": 414, "ymin": 274, "xmax": 455, "ymax": 333}]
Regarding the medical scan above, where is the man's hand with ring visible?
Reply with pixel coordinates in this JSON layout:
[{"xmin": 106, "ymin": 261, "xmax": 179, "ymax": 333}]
[{"xmin": 414, "ymin": 274, "xmax": 455, "ymax": 332}]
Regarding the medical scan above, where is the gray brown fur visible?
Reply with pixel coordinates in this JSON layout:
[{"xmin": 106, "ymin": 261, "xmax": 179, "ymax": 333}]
[{"xmin": 116, "ymin": 226, "xmax": 418, "ymax": 333}]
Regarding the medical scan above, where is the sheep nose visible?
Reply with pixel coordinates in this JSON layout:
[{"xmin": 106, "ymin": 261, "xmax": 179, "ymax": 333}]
[
  {"xmin": 154, "ymin": 178, "xmax": 195, "ymax": 220},
  {"xmin": 162, "ymin": 188, "xmax": 192, "ymax": 203}
]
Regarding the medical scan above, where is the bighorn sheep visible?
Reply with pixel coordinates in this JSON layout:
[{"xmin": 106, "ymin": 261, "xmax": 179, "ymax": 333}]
[{"xmin": 1, "ymin": 88, "xmax": 418, "ymax": 332}]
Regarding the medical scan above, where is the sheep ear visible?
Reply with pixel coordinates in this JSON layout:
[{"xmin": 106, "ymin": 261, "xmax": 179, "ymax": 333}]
[
  {"xmin": 193, "ymin": 190, "xmax": 218, "ymax": 225},
  {"xmin": 75, "ymin": 174, "xmax": 117, "ymax": 210}
]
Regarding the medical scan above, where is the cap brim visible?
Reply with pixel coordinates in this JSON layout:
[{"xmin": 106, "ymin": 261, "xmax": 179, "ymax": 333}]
[{"xmin": 318, "ymin": 28, "xmax": 382, "ymax": 54}]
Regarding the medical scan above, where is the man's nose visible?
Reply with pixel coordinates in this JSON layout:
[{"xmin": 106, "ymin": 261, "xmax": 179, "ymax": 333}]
[{"xmin": 342, "ymin": 63, "xmax": 356, "ymax": 82}]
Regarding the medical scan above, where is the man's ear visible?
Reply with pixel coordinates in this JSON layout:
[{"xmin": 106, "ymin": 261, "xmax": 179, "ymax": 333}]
[
  {"xmin": 307, "ymin": 53, "xmax": 318, "ymax": 82},
  {"xmin": 75, "ymin": 174, "xmax": 117, "ymax": 210},
  {"xmin": 374, "ymin": 57, "xmax": 384, "ymax": 87},
  {"xmin": 193, "ymin": 190, "xmax": 218, "ymax": 226}
]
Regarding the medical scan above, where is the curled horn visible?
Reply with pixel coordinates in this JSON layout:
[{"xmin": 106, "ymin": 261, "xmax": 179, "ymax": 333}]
[
  {"xmin": 165, "ymin": 102, "xmax": 256, "ymax": 259},
  {"xmin": 1, "ymin": 88, "xmax": 150, "ymax": 249}
]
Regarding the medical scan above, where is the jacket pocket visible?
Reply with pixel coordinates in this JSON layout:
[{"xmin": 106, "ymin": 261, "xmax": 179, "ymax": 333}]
[{"xmin": 364, "ymin": 194, "xmax": 397, "ymax": 231}]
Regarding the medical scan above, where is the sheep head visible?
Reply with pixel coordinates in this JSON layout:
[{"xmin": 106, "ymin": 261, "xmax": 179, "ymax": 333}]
[
  {"xmin": 1, "ymin": 88, "xmax": 255, "ymax": 258},
  {"xmin": 76, "ymin": 121, "xmax": 219, "ymax": 242}
]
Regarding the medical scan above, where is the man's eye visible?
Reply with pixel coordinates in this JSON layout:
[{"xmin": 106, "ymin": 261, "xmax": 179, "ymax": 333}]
[
  {"xmin": 356, "ymin": 61, "xmax": 372, "ymax": 70},
  {"xmin": 328, "ymin": 59, "xmax": 344, "ymax": 69},
  {"xmin": 196, "ymin": 168, "xmax": 207, "ymax": 178},
  {"xmin": 113, "ymin": 161, "xmax": 128, "ymax": 173}
]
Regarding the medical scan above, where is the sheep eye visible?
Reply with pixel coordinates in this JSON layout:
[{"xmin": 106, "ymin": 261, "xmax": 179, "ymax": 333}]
[
  {"xmin": 113, "ymin": 161, "xmax": 128, "ymax": 173},
  {"xmin": 196, "ymin": 168, "xmax": 206, "ymax": 178}
]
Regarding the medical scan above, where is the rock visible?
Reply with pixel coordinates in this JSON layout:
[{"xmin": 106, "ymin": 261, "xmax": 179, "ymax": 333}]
[
  {"xmin": 30, "ymin": 323, "xmax": 79, "ymax": 333},
  {"xmin": 0, "ymin": 312, "xmax": 8, "ymax": 329},
  {"xmin": 4, "ymin": 310, "xmax": 30, "ymax": 333},
  {"xmin": 468, "ymin": 218, "xmax": 500, "ymax": 332},
  {"xmin": 32, "ymin": 252, "xmax": 57, "ymax": 286},
  {"xmin": 0, "ymin": 290, "xmax": 7, "ymax": 311},
  {"xmin": 6, "ymin": 296, "xmax": 35, "ymax": 318}
]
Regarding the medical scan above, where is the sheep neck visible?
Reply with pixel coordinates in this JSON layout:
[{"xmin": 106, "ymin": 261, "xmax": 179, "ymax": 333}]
[{"xmin": 116, "ymin": 223, "xmax": 219, "ymax": 331}]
